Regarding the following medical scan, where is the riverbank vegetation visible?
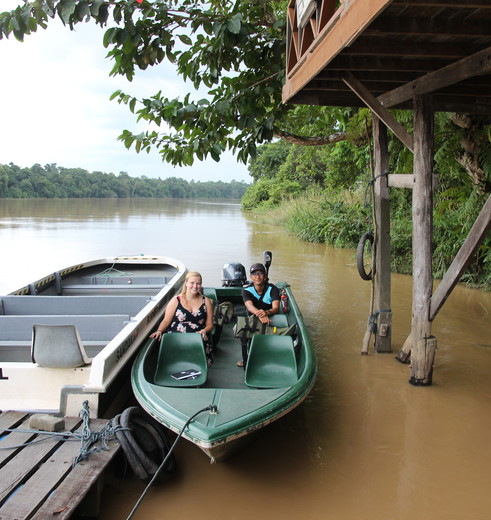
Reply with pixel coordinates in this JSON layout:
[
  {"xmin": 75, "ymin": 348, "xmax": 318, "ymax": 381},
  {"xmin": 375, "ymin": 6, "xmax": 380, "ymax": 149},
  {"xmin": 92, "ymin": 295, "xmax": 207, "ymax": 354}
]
[
  {"xmin": 242, "ymin": 111, "xmax": 491, "ymax": 290},
  {"xmin": 0, "ymin": 163, "xmax": 248, "ymax": 199}
]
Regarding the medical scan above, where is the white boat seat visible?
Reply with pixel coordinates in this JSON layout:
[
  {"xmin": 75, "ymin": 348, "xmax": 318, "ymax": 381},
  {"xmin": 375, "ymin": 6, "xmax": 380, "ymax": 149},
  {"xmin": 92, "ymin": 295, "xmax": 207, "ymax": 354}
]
[
  {"xmin": 31, "ymin": 324, "xmax": 93, "ymax": 368},
  {"xmin": 0, "ymin": 295, "xmax": 150, "ymax": 316},
  {"xmin": 62, "ymin": 285, "xmax": 163, "ymax": 296},
  {"xmin": 0, "ymin": 314, "xmax": 130, "ymax": 341}
]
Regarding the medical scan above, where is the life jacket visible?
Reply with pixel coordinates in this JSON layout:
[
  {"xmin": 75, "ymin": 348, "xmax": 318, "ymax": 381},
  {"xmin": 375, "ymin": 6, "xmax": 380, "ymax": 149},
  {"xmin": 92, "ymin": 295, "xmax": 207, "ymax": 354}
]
[{"xmin": 243, "ymin": 283, "xmax": 275, "ymax": 307}]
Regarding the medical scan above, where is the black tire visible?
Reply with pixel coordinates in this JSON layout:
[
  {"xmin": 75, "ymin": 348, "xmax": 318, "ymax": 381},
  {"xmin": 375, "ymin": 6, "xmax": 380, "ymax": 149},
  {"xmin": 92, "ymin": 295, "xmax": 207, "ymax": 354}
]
[
  {"xmin": 356, "ymin": 231, "xmax": 374, "ymax": 281},
  {"xmin": 116, "ymin": 407, "xmax": 177, "ymax": 482},
  {"xmin": 113, "ymin": 413, "xmax": 149, "ymax": 481}
]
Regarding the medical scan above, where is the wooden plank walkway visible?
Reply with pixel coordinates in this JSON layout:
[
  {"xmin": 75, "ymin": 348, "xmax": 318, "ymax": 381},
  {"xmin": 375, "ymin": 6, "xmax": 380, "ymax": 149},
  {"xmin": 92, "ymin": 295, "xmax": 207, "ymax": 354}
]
[{"xmin": 0, "ymin": 410, "xmax": 120, "ymax": 520}]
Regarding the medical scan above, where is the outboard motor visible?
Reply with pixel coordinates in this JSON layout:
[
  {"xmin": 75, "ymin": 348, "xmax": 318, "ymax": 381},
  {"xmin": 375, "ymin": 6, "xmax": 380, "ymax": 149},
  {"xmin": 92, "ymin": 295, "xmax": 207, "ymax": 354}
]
[{"xmin": 222, "ymin": 262, "xmax": 247, "ymax": 287}]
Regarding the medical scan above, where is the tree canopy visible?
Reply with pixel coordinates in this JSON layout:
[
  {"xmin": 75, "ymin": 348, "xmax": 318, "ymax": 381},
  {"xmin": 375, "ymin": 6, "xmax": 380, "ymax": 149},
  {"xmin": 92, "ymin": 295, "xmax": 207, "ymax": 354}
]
[
  {"xmin": 0, "ymin": 162, "xmax": 249, "ymax": 198},
  {"xmin": 0, "ymin": 0, "xmax": 292, "ymax": 166}
]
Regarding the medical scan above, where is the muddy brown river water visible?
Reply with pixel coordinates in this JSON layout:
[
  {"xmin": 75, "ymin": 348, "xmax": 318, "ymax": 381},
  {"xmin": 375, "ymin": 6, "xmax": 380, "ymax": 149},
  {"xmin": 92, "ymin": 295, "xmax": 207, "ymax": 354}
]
[{"xmin": 1, "ymin": 199, "xmax": 489, "ymax": 520}]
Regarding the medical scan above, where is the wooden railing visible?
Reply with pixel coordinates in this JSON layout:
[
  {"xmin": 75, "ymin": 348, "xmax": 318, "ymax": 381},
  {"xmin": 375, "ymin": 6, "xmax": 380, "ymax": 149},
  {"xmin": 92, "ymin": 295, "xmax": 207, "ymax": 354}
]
[{"xmin": 286, "ymin": 0, "xmax": 344, "ymax": 74}]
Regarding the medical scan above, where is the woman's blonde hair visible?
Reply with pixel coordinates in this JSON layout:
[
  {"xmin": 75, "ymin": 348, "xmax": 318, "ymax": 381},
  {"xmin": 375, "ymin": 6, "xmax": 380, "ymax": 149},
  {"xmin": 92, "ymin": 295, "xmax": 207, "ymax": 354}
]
[{"xmin": 180, "ymin": 271, "xmax": 203, "ymax": 296}]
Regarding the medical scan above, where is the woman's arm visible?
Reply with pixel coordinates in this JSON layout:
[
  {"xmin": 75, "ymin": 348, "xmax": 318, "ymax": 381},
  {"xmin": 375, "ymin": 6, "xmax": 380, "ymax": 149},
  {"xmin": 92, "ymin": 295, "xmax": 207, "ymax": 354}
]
[
  {"xmin": 203, "ymin": 297, "xmax": 214, "ymax": 334},
  {"xmin": 149, "ymin": 296, "xmax": 179, "ymax": 339}
]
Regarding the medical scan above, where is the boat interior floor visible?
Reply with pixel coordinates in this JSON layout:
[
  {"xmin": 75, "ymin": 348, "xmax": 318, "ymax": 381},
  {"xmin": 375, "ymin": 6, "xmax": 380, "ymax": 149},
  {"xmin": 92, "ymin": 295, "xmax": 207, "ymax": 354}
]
[{"xmin": 205, "ymin": 320, "xmax": 249, "ymax": 390}]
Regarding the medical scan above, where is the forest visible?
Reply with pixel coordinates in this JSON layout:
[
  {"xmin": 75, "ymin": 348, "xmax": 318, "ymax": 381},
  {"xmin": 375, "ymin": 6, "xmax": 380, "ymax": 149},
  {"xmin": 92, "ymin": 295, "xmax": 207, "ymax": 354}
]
[{"xmin": 0, "ymin": 163, "xmax": 249, "ymax": 199}]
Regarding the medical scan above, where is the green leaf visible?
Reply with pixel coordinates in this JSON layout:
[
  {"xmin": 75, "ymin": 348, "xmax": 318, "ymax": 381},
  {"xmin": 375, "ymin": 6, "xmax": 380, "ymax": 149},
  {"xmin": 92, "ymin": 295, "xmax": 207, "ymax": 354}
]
[
  {"xmin": 226, "ymin": 14, "xmax": 241, "ymax": 35},
  {"xmin": 178, "ymin": 34, "xmax": 192, "ymax": 45},
  {"xmin": 57, "ymin": 0, "xmax": 77, "ymax": 25}
]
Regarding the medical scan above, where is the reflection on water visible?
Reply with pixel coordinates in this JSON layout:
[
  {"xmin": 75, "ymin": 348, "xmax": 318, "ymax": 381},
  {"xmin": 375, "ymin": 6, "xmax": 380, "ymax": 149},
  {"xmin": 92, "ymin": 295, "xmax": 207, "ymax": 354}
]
[{"xmin": 1, "ymin": 198, "xmax": 490, "ymax": 520}]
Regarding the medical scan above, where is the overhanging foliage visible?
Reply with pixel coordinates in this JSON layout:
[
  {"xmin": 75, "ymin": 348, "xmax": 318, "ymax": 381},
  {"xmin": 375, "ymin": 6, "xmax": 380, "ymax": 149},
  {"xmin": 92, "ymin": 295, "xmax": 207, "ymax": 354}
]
[{"xmin": 0, "ymin": 0, "xmax": 289, "ymax": 165}]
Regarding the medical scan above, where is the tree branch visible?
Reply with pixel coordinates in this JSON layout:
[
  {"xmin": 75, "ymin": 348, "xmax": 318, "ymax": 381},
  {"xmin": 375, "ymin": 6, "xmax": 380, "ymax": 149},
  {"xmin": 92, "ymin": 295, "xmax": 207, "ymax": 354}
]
[{"xmin": 275, "ymin": 129, "xmax": 348, "ymax": 146}]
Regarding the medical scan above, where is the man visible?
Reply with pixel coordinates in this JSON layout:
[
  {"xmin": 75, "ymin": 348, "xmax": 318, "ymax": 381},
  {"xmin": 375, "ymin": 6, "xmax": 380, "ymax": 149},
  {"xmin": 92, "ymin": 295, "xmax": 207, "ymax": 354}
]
[
  {"xmin": 242, "ymin": 263, "xmax": 280, "ymax": 324},
  {"xmin": 237, "ymin": 263, "xmax": 280, "ymax": 367}
]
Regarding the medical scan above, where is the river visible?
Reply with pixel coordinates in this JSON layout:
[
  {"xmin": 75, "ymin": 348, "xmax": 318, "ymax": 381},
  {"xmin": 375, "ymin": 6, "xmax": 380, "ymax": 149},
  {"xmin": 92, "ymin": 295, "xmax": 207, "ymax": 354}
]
[{"xmin": 1, "ymin": 198, "xmax": 490, "ymax": 520}]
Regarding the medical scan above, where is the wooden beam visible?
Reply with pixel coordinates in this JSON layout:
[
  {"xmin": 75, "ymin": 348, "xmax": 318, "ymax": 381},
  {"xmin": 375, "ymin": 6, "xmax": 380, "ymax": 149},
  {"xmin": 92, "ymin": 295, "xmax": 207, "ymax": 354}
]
[
  {"xmin": 378, "ymin": 46, "xmax": 491, "ymax": 108},
  {"xmin": 347, "ymin": 37, "xmax": 468, "ymax": 59},
  {"xmin": 367, "ymin": 16, "xmax": 491, "ymax": 38},
  {"xmin": 341, "ymin": 72, "xmax": 414, "ymax": 152},
  {"xmin": 429, "ymin": 194, "xmax": 491, "ymax": 321},
  {"xmin": 329, "ymin": 55, "xmax": 452, "ymax": 73},
  {"xmin": 388, "ymin": 174, "xmax": 439, "ymax": 189},
  {"xmin": 390, "ymin": 1, "xmax": 491, "ymax": 7}
]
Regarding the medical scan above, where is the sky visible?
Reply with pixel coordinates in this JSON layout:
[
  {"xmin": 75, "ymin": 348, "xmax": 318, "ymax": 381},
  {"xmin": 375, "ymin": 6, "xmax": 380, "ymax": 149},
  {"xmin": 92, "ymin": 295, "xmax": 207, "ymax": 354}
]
[{"xmin": 0, "ymin": 1, "xmax": 251, "ymax": 183}]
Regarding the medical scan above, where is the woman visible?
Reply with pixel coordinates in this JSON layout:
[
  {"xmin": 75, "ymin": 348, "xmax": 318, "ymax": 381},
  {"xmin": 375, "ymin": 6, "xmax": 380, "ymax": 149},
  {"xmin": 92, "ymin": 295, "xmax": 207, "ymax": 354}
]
[{"xmin": 150, "ymin": 271, "xmax": 214, "ymax": 365}]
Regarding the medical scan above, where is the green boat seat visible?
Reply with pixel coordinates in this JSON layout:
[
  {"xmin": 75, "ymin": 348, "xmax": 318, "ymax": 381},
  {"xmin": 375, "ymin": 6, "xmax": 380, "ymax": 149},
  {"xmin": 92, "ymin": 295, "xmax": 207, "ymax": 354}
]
[
  {"xmin": 202, "ymin": 287, "xmax": 218, "ymax": 301},
  {"xmin": 245, "ymin": 334, "xmax": 298, "ymax": 388},
  {"xmin": 270, "ymin": 314, "xmax": 289, "ymax": 328},
  {"xmin": 154, "ymin": 333, "xmax": 208, "ymax": 387}
]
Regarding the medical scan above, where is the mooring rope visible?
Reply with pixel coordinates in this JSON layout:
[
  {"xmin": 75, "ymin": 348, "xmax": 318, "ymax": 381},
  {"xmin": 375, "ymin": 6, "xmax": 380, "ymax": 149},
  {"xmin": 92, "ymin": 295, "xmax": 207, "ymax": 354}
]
[
  {"xmin": 124, "ymin": 405, "xmax": 217, "ymax": 520},
  {"xmin": 0, "ymin": 401, "xmax": 129, "ymax": 467},
  {"xmin": 0, "ymin": 400, "xmax": 216, "ymax": 518},
  {"xmin": 72, "ymin": 401, "xmax": 125, "ymax": 466}
]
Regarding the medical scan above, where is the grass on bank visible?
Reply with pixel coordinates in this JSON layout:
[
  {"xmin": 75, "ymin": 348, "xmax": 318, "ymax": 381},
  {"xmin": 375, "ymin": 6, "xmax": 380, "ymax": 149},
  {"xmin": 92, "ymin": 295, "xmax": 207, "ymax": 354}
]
[{"xmin": 246, "ymin": 187, "xmax": 491, "ymax": 291}]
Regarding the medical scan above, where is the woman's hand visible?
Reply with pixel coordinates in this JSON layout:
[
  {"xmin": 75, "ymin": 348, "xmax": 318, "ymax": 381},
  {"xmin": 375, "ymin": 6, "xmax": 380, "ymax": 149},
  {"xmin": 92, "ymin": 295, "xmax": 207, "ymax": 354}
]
[
  {"xmin": 150, "ymin": 330, "xmax": 163, "ymax": 340},
  {"xmin": 197, "ymin": 330, "xmax": 208, "ymax": 341}
]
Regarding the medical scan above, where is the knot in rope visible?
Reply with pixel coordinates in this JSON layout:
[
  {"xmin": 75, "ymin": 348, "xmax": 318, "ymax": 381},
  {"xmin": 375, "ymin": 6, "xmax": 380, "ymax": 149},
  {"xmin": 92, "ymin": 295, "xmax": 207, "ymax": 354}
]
[{"xmin": 72, "ymin": 401, "xmax": 120, "ymax": 466}]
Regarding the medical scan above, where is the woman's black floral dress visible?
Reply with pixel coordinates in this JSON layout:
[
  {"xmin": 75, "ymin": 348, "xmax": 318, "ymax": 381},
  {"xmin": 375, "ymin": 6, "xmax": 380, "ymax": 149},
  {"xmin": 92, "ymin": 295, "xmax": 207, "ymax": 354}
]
[{"xmin": 166, "ymin": 295, "xmax": 213, "ymax": 364}]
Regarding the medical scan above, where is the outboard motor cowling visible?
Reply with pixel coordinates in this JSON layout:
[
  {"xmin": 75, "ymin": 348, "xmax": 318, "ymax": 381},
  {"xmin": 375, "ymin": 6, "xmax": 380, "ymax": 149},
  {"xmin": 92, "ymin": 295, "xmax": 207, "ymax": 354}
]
[{"xmin": 222, "ymin": 262, "xmax": 247, "ymax": 287}]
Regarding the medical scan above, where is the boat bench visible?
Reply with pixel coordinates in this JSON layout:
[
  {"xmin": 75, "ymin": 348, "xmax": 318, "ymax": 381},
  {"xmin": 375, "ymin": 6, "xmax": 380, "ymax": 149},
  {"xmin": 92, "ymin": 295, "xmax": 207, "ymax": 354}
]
[
  {"xmin": 61, "ymin": 285, "xmax": 164, "ymax": 296},
  {"xmin": 0, "ymin": 295, "xmax": 150, "ymax": 316},
  {"xmin": 90, "ymin": 276, "xmax": 169, "ymax": 285},
  {"xmin": 0, "ymin": 314, "xmax": 131, "ymax": 341},
  {"xmin": 0, "ymin": 340, "xmax": 107, "ymax": 362}
]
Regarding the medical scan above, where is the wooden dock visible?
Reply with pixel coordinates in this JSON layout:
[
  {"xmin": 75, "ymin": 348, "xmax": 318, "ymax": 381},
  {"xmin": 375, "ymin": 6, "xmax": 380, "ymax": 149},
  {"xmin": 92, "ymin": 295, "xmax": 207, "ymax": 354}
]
[{"xmin": 0, "ymin": 410, "xmax": 120, "ymax": 520}]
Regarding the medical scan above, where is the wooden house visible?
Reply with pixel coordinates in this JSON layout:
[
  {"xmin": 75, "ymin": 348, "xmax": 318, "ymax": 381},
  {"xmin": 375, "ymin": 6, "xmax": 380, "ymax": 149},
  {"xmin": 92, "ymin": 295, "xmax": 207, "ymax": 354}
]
[{"xmin": 282, "ymin": 0, "xmax": 491, "ymax": 385}]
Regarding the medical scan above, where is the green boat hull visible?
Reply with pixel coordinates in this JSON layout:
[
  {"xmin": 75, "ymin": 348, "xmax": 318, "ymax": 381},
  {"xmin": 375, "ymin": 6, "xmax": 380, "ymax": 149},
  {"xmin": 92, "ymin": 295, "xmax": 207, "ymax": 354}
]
[{"xmin": 131, "ymin": 283, "xmax": 317, "ymax": 462}]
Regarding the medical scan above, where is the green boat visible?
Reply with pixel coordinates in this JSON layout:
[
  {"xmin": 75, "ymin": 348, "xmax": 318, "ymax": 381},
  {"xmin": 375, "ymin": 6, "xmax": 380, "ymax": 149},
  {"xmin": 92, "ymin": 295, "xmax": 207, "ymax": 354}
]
[{"xmin": 131, "ymin": 260, "xmax": 317, "ymax": 462}]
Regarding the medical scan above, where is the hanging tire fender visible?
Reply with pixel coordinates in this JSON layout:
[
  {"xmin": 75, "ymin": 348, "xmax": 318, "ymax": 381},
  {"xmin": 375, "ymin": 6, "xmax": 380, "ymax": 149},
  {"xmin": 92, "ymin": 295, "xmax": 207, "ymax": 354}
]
[
  {"xmin": 115, "ymin": 406, "xmax": 177, "ymax": 482},
  {"xmin": 356, "ymin": 231, "xmax": 374, "ymax": 281}
]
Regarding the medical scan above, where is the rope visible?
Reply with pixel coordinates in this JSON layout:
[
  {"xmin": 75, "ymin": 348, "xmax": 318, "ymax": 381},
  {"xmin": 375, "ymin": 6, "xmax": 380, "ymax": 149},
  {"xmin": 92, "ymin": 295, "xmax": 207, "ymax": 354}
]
[
  {"xmin": 1, "ymin": 400, "xmax": 215, "ymax": 519},
  {"xmin": 363, "ymin": 171, "xmax": 389, "ymax": 208},
  {"xmin": 72, "ymin": 401, "xmax": 124, "ymax": 466},
  {"xmin": 0, "ymin": 401, "xmax": 128, "ymax": 466},
  {"xmin": 361, "ymin": 120, "xmax": 378, "ymax": 354},
  {"xmin": 124, "ymin": 405, "xmax": 217, "ymax": 520},
  {"xmin": 95, "ymin": 261, "xmax": 134, "ymax": 285}
]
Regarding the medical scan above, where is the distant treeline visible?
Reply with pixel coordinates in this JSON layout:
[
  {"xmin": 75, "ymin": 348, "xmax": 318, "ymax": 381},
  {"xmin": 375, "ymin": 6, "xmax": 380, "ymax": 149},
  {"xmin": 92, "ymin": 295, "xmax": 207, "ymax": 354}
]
[{"xmin": 0, "ymin": 163, "xmax": 249, "ymax": 199}]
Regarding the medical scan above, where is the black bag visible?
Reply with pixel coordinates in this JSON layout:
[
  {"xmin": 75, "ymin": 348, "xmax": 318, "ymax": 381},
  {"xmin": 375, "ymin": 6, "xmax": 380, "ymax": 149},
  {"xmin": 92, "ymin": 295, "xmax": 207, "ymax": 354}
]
[{"xmin": 213, "ymin": 301, "xmax": 234, "ymax": 326}]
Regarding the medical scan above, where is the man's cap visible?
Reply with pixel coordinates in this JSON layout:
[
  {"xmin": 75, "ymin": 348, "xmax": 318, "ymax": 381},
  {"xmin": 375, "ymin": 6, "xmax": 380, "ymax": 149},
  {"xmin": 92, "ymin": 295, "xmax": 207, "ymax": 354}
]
[{"xmin": 250, "ymin": 263, "xmax": 266, "ymax": 274}]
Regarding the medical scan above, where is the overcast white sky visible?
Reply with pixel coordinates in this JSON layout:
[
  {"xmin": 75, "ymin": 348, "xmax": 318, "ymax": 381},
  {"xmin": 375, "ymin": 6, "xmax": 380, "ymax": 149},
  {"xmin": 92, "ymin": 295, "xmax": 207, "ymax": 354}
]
[{"xmin": 0, "ymin": 1, "xmax": 251, "ymax": 182}]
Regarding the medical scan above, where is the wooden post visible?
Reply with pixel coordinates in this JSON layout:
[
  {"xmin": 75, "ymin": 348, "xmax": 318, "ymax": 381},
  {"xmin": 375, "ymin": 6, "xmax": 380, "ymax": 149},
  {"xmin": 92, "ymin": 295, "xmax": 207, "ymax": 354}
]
[
  {"xmin": 409, "ymin": 94, "xmax": 436, "ymax": 386},
  {"xmin": 373, "ymin": 116, "xmax": 392, "ymax": 353}
]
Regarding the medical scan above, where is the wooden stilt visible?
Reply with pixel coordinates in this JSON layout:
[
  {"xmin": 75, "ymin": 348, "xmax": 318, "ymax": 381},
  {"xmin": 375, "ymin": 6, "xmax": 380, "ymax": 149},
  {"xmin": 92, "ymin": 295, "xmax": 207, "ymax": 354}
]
[
  {"xmin": 410, "ymin": 336, "xmax": 437, "ymax": 386},
  {"xmin": 373, "ymin": 116, "xmax": 392, "ymax": 353},
  {"xmin": 409, "ymin": 94, "xmax": 435, "ymax": 386}
]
